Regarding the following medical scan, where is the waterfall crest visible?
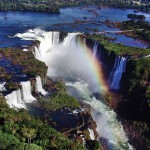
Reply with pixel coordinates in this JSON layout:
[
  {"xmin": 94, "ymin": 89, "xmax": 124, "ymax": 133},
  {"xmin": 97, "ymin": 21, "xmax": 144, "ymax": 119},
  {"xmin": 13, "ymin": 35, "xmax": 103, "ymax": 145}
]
[
  {"xmin": 21, "ymin": 81, "xmax": 36, "ymax": 103},
  {"xmin": 15, "ymin": 29, "xmax": 60, "ymax": 61},
  {"xmin": 88, "ymin": 128, "xmax": 95, "ymax": 140},
  {"xmin": 63, "ymin": 33, "xmax": 80, "ymax": 46},
  {"xmin": 38, "ymin": 31, "xmax": 60, "ymax": 58},
  {"xmin": 35, "ymin": 76, "xmax": 47, "ymax": 95},
  {"xmin": 108, "ymin": 56, "xmax": 127, "ymax": 90},
  {"xmin": 34, "ymin": 31, "xmax": 60, "ymax": 61}
]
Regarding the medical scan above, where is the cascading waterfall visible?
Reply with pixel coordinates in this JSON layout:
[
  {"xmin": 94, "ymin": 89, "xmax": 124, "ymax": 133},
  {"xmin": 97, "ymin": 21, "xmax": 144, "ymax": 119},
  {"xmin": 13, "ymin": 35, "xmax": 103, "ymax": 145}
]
[
  {"xmin": 5, "ymin": 81, "xmax": 36, "ymax": 109},
  {"xmin": 108, "ymin": 56, "xmax": 127, "ymax": 90},
  {"xmin": 16, "ymin": 29, "xmax": 133, "ymax": 149},
  {"xmin": 34, "ymin": 46, "xmax": 41, "ymax": 60},
  {"xmin": 21, "ymin": 81, "xmax": 36, "ymax": 103},
  {"xmin": 5, "ymin": 89, "xmax": 25, "ymax": 108},
  {"xmin": 0, "ymin": 82, "xmax": 6, "ymax": 92},
  {"xmin": 92, "ymin": 42, "xmax": 98, "ymax": 57},
  {"xmin": 88, "ymin": 128, "xmax": 95, "ymax": 140},
  {"xmin": 35, "ymin": 31, "xmax": 60, "ymax": 61},
  {"xmin": 15, "ymin": 29, "xmax": 60, "ymax": 61},
  {"xmin": 81, "ymin": 136, "xmax": 86, "ymax": 145},
  {"xmin": 38, "ymin": 31, "xmax": 60, "ymax": 57},
  {"xmin": 35, "ymin": 76, "xmax": 47, "ymax": 95},
  {"xmin": 63, "ymin": 32, "xmax": 80, "ymax": 46},
  {"xmin": 66, "ymin": 81, "xmax": 133, "ymax": 150}
]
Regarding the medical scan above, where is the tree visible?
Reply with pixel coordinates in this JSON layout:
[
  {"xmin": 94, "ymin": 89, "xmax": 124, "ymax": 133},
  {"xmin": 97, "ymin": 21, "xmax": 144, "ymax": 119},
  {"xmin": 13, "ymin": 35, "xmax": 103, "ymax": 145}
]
[
  {"xmin": 21, "ymin": 127, "xmax": 36, "ymax": 143},
  {"xmin": 3, "ymin": 123, "xmax": 19, "ymax": 135},
  {"xmin": 0, "ymin": 131, "xmax": 19, "ymax": 149},
  {"xmin": 9, "ymin": 143, "xmax": 43, "ymax": 150}
]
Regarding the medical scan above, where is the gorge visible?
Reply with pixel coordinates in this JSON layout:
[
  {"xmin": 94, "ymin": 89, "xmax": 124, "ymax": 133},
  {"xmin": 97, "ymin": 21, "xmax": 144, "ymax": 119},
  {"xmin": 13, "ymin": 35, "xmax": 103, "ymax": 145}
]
[
  {"xmin": 0, "ymin": 5, "xmax": 149, "ymax": 150},
  {"xmin": 13, "ymin": 29, "xmax": 135, "ymax": 149}
]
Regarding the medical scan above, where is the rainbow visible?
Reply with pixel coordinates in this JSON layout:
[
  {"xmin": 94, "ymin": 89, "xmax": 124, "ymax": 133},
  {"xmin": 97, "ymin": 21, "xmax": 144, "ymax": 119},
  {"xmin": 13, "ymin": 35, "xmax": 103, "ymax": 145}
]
[
  {"xmin": 16, "ymin": 29, "xmax": 109, "ymax": 94},
  {"xmin": 76, "ymin": 36, "xmax": 109, "ymax": 94}
]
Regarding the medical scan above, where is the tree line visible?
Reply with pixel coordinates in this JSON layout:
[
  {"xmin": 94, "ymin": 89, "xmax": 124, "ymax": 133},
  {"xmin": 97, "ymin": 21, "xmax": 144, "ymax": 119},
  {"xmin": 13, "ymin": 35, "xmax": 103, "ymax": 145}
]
[{"xmin": 0, "ymin": 0, "xmax": 60, "ymax": 13}]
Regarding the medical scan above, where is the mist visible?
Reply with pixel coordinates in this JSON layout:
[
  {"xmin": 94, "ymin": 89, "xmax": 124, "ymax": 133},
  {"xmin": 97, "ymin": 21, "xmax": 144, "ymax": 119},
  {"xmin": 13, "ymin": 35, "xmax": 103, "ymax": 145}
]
[{"xmin": 44, "ymin": 34, "xmax": 101, "ymax": 93}]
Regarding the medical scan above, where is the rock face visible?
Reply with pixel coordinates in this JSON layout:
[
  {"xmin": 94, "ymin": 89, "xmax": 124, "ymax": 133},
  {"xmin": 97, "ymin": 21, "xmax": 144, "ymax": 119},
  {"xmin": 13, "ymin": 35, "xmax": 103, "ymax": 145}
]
[
  {"xmin": 119, "ymin": 58, "xmax": 150, "ymax": 119},
  {"xmin": 86, "ymin": 37, "xmax": 150, "ymax": 116},
  {"xmin": 86, "ymin": 38, "xmax": 127, "ymax": 88},
  {"xmin": 47, "ymin": 108, "xmax": 98, "ymax": 145}
]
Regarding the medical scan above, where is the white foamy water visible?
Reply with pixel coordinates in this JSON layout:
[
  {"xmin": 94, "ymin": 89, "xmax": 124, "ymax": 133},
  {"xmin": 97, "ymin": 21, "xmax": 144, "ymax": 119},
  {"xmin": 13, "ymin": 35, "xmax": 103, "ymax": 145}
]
[
  {"xmin": 33, "ymin": 46, "xmax": 41, "ymax": 60},
  {"xmin": 5, "ymin": 89, "xmax": 25, "ymax": 108},
  {"xmin": 35, "ymin": 76, "xmax": 47, "ymax": 95},
  {"xmin": 15, "ymin": 28, "xmax": 60, "ymax": 61},
  {"xmin": 66, "ymin": 81, "xmax": 133, "ymax": 150},
  {"xmin": 5, "ymin": 81, "xmax": 36, "ymax": 109},
  {"xmin": 21, "ymin": 81, "xmax": 36, "ymax": 103},
  {"xmin": 88, "ymin": 128, "xmax": 95, "ymax": 140},
  {"xmin": 0, "ymin": 82, "xmax": 6, "ymax": 92},
  {"xmin": 92, "ymin": 42, "xmax": 98, "ymax": 57},
  {"xmin": 109, "ymin": 56, "xmax": 127, "ymax": 90}
]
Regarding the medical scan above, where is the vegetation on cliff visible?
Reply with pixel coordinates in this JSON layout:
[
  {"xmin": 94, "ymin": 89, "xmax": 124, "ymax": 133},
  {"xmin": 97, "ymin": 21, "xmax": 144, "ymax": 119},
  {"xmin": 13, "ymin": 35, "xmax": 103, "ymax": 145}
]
[
  {"xmin": 87, "ymin": 32, "xmax": 150, "ymax": 111},
  {"xmin": 38, "ymin": 80, "xmax": 80, "ymax": 111},
  {"xmin": 86, "ymin": 34, "xmax": 150, "ymax": 57},
  {"xmin": 121, "ymin": 57, "xmax": 150, "ymax": 110},
  {"xmin": 0, "ymin": 0, "xmax": 97, "ymax": 13},
  {"xmin": 0, "ymin": 76, "xmax": 101, "ymax": 150},
  {"xmin": 0, "ymin": 44, "xmax": 99, "ymax": 149},
  {"xmin": 0, "ymin": 48, "xmax": 47, "ymax": 81},
  {"xmin": 0, "ymin": 96, "xmax": 84, "ymax": 150},
  {"xmin": 0, "ymin": 0, "xmax": 59, "ymax": 13},
  {"xmin": 86, "ymin": 31, "xmax": 150, "ymax": 149}
]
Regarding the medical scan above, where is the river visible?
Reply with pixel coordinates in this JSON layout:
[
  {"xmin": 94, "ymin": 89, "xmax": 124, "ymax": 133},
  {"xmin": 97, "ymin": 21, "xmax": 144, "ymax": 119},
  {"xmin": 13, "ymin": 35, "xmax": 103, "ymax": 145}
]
[{"xmin": 0, "ymin": 6, "xmax": 149, "ymax": 48}]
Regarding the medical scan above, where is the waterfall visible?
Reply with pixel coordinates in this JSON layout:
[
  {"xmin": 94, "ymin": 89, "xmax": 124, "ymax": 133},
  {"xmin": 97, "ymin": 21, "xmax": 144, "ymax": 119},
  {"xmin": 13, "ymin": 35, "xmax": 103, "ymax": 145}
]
[
  {"xmin": 81, "ymin": 136, "xmax": 86, "ymax": 145},
  {"xmin": 142, "ymin": 54, "xmax": 150, "ymax": 58},
  {"xmin": 88, "ymin": 128, "xmax": 95, "ymax": 140},
  {"xmin": 36, "ymin": 31, "xmax": 60, "ymax": 60},
  {"xmin": 0, "ymin": 82, "xmax": 6, "ymax": 92},
  {"xmin": 5, "ymin": 81, "xmax": 35, "ymax": 109},
  {"xmin": 35, "ymin": 76, "xmax": 47, "ymax": 95},
  {"xmin": 21, "ymin": 81, "xmax": 36, "ymax": 103},
  {"xmin": 66, "ymin": 81, "xmax": 133, "ymax": 150},
  {"xmin": 16, "ymin": 29, "xmax": 133, "ymax": 149},
  {"xmin": 5, "ymin": 89, "xmax": 25, "ymax": 108},
  {"xmin": 93, "ymin": 42, "xmax": 98, "ymax": 57},
  {"xmin": 108, "ymin": 56, "xmax": 127, "ymax": 90},
  {"xmin": 15, "ymin": 29, "xmax": 60, "ymax": 61},
  {"xmin": 63, "ymin": 33, "xmax": 80, "ymax": 46},
  {"xmin": 34, "ymin": 46, "xmax": 41, "ymax": 60}
]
